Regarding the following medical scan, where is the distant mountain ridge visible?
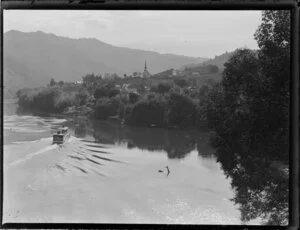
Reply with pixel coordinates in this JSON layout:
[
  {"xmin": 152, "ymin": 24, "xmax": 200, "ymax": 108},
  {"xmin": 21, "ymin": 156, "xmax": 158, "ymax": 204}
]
[
  {"xmin": 201, "ymin": 51, "xmax": 235, "ymax": 69},
  {"xmin": 3, "ymin": 30, "xmax": 208, "ymax": 97},
  {"xmin": 180, "ymin": 51, "xmax": 235, "ymax": 71}
]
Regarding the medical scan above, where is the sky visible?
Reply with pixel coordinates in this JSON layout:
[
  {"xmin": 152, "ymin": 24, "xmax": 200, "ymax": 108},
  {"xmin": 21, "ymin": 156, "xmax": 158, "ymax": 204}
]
[{"xmin": 4, "ymin": 10, "xmax": 262, "ymax": 58}]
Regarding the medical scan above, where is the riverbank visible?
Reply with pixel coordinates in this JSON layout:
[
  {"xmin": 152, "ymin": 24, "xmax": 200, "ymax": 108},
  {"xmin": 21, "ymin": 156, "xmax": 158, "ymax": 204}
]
[
  {"xmin": 15, "ymin": 81, "xmax": 212, "ymax": 131},
  {"xmin": 16, "ymin": 103, "xmax": 209, "ymax": 131}
]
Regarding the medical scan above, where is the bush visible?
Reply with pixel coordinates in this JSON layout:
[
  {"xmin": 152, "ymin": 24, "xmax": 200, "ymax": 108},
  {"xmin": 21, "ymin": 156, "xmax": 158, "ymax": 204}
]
[
  {"xmin": 128, "ymin": 92, "xmax": 139, "ymax": 104},
  {"xmin": 94, "ymin": 85, "xmax": 120, "ymax": 99},
  {"xmin": 17, "ymin": 87, "xmax": 76, "ymax": 113},
  {"xmin": 166, "ymin": 93, "xmax": 196, "ymax": 128},
  {"xmin": 150, "ymin": 83, "xmax": 171, "ymax": 94},
  {"xmin": 174, "ymin": 78, "xmax": 188, "ymax": 88},
  {"xmin": 76, "ymin": 88, "xmax": 89, "ymax": 106},
  {"xmin": 117, "ymin": 101, "xmax": 126, "ymax": 119},
  {"xmin": 94, "ymin": 97, "xmax": 119, "ymax": 119},
  {"xmin": 124, "ymin": 97, "xmax": 166, "ymax": 127}
]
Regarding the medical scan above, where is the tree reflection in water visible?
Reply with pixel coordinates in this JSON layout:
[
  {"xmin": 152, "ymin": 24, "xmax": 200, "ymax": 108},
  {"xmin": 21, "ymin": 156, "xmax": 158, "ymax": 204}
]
[
  {"xmin": 215, "ymin": 142, "xmax": 289, "ymax": 225},
  {"xmin": 70, "ymin": 118, "xmax": 202, "ymax": 159},
  {"xmin": 70, "ymin": 118, "xmax": 288, "ymax": 225}
]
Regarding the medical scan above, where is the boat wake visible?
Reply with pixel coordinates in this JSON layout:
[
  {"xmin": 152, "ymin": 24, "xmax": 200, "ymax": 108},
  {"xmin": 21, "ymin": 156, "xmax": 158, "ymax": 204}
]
[
  {"xmin": 53, "ymin": 137, "xmax": 127, "ymax": 177},
  {"xmin": 8, "ymin": 144, "xmax": 59, "ymax": 168},
  {"xmin": 5, "ymin": 128, "xmax": 129, "ymax": 178}
]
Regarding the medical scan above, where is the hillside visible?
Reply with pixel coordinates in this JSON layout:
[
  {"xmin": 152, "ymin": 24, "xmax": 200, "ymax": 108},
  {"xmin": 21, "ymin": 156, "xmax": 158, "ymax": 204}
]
[
  {"xmin": 180, "ymin": 51, "xmax": 234, "ymax": 71},
  {"xmin": 201, "ymin": 51, "xmax": 235, "ymax": 69},
  {"xmin": 3, "ymin": 30, "xmax": 208, "ymax": 97}
]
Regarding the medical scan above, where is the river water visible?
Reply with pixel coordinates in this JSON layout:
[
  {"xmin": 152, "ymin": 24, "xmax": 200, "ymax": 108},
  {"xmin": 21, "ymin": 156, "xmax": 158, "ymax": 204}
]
[{"xmin": 2, "ymin": 100, "xmax": 269, "ymax": 224}]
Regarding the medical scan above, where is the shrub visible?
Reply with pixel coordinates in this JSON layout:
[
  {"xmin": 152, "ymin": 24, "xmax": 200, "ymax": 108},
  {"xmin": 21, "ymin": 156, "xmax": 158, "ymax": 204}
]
[
  {"xmin": 128, "ymin": 92, "xmax": 139, "ymax": 104},
  {"xmin": 124, "ymin": 97, "xmax": 166, "ymax": 127},
  {"xmin": 94, "ymin": 84, "xmax": 120, "ymax": 99},
  {"xmin": 150, "ymin": 83, "xmax": 171, "ymax": 94},
  {"xmin": 94, "ymin": 97, "xmax": 119, "ymax": 119},
  {"xmin": 174, "ymin": 78, "xmax": 188, "ymax": 88},
  {"xmin": 166, "ymin": 93, "xmax": 196, "ymax": 128}
]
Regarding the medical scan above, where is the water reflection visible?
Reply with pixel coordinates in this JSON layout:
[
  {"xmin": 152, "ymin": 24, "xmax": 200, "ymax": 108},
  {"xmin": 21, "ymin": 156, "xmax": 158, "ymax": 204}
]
[
  {"xmin": 215, "ymin": 143, "xmax": 289, "ymax": 225},
  {"xmin": 68, "ymin": 118, "xmax": 209, "ymax": 160},
  {"xmin": 67, "ymin": 117, "xmax": 288, "ymax": 225}
]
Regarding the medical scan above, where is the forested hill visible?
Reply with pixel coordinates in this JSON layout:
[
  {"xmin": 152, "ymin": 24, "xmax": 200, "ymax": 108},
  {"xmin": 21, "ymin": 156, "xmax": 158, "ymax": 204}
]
[
  {"xmin": 3, "ymin": 30, "xmax": 208, "ymax": 98},
  {"xmin": 201, "ymin": 51, "xmax": 234, "ymax": 69},
  {"xmin": 180, "ymin": 51, "xmax": 234, "ymax": 71}
]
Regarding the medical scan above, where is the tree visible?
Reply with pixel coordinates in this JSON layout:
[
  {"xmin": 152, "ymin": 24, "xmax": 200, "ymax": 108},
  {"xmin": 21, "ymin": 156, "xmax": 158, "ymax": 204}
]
[
  {"xmin": 128, "ymin": 92, "xmax": 139, "ymax": 104},
  {"xmin": 82, "ymin": 73, "xmax": 102, "ymax": 89},
  {"xmin": 166, "ymin": 93, "xmax": 196, "ymax": 128},
  {"xmin": 253, "ymin": 10, "xmax": 290, "ymax": 163},
  {"xmin": 76, "ymin": 88, "xmax": 89, "ymax": 106},
  {"xmin": 207, "ymin": 10, "xmax": 290, "ymax": 225},
  {"xmin": 124, "ymin": 97, "xmax": 166, "ymax": 127},
  {"xmin": 94, "ymin": 84, "xmax": 120, "ymax": 99},
  {"xmin": 174, "ymin": 78, "xmax": 188, "ymax": 88},
  {"xmin": 151, "ymin": 83, "xmax": 171, "ymax": 94},
  {"xmin": 209, "ymin": 65, "xmax": 219, "ymax": 73},
  {"xmin": 50, "ymin": 78, "xmax": 56, "ymax": 87},
  {"xmin": 94, "ymin": 97, "xmax": 119, "ymax": 119}
]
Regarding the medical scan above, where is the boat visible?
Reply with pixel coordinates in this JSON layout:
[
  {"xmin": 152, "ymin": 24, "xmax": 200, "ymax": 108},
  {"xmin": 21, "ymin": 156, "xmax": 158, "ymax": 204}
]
[{"xmin": 53, "ymin": 126, "xmax": 70, "ymax": 144}]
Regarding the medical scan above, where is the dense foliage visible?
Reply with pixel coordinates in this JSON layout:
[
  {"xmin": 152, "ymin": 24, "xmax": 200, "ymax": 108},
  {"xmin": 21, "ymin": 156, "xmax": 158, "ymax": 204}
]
[
  {"xmin": 124, "ymin": 96, "xmax": 166, "ymax": 127},
  {"xmin": 207, "ymin": 10, "xmax": 290, "ymax": 225},
  {"xmin": 94, "ymin": 97, "xmax": 119, "ymax": 119},
  {"xmin": 17, "ymin": 70, "xmax": 212, "ymax": 129},
  {"xmin": 207, "ymin": 10, "xmax": 290, "ymax": 163},
  {"xmin": 17, "ymin": 87, "xmax": 76, "ymax": 113}
]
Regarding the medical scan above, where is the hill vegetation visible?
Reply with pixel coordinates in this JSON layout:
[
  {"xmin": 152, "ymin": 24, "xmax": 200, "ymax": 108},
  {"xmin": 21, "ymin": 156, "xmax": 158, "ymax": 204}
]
[
  {"xmin": 180, "ymin": 50, "xmax": 234, "ymax": 71},
  {"xmin": 4, "ymin": 30, "xmax": 208, "ymax": 98},
  {"xmin": 17, "ymin": 71, "xmax": 216, "ymax": 130}
]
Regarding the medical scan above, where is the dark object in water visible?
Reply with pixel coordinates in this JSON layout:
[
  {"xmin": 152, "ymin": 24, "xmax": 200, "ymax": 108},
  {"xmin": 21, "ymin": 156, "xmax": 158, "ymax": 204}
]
[
  {"xmin": 53, "ymin": 126, "xmax": 70, "ymax": 144},
  {"xmin": 158, "ymin": 166, "xmax": 170, "ymax": 176},
  {"xmin": 166, "ymin": 166, "xmax": 170, "ymax": 176}
]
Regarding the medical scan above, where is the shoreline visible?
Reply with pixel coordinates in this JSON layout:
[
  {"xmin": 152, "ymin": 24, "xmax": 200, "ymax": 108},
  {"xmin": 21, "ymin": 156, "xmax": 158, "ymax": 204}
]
[{"xmin": 15, "ymin": 105, "xmax": 210, "ymax": 131}]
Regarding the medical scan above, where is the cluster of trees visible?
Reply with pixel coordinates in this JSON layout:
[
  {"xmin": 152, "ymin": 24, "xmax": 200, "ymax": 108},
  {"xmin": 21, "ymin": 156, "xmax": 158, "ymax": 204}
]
[
  {"xmin": 206, "ymin": 10, "xmax": 290, "ymax": 225},
  {"xmin": 49, "ymin": 78, "xmax": 65, "ymax": 87},
  {"xmin": 92, "ymin": 81, "xmax": 213, "ymax": 129},
  {"xmin": 185, "ymin": 64, "xmax": 219, "ymax": 74},
  {"xmin": 16, "ymin": 85, "xmax": 92, "ymax": 114},
  {"xmin": 16, "ymin": 67, "xmax": 216, "ymax": 129},
  {"xmin": 207, "ymin": 10, "xmax": 289, "ymax": 164}
]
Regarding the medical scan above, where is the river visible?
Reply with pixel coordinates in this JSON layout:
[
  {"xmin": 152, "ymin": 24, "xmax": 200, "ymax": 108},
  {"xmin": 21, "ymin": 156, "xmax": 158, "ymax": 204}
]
[{"xmin": 3, "ymin": 100, "xmax": 286, "ymax": 225}]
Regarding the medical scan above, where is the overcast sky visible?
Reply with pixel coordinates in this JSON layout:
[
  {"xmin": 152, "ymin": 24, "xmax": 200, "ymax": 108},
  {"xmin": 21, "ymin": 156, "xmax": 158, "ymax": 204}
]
[{"xmin": 4, "ymin": 10, "xmax": 262, "ymax": 58}]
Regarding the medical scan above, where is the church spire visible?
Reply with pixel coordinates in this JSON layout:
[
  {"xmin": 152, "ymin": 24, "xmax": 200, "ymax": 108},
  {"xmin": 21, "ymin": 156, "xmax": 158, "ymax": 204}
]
[
  {"xmin": 144, "ymin": 61, "xmax": 147, "ymax": 72},
  {"xmin": 143, "ymin": 60, "xmax": 151, "ymax": 78}
]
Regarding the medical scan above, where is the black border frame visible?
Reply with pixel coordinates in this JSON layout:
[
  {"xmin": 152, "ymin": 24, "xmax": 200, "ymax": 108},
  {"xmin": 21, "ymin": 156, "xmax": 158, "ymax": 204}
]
[{"xmin": 0, "ymin": 1, "xmax": 299, "ymax": 229}]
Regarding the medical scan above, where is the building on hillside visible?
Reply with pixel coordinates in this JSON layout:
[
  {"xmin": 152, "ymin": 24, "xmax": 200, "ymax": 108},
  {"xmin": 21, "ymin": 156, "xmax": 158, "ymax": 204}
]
[{"xmin": 142, "ymin": 61, "xmax": 151, "ymax": 78}]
